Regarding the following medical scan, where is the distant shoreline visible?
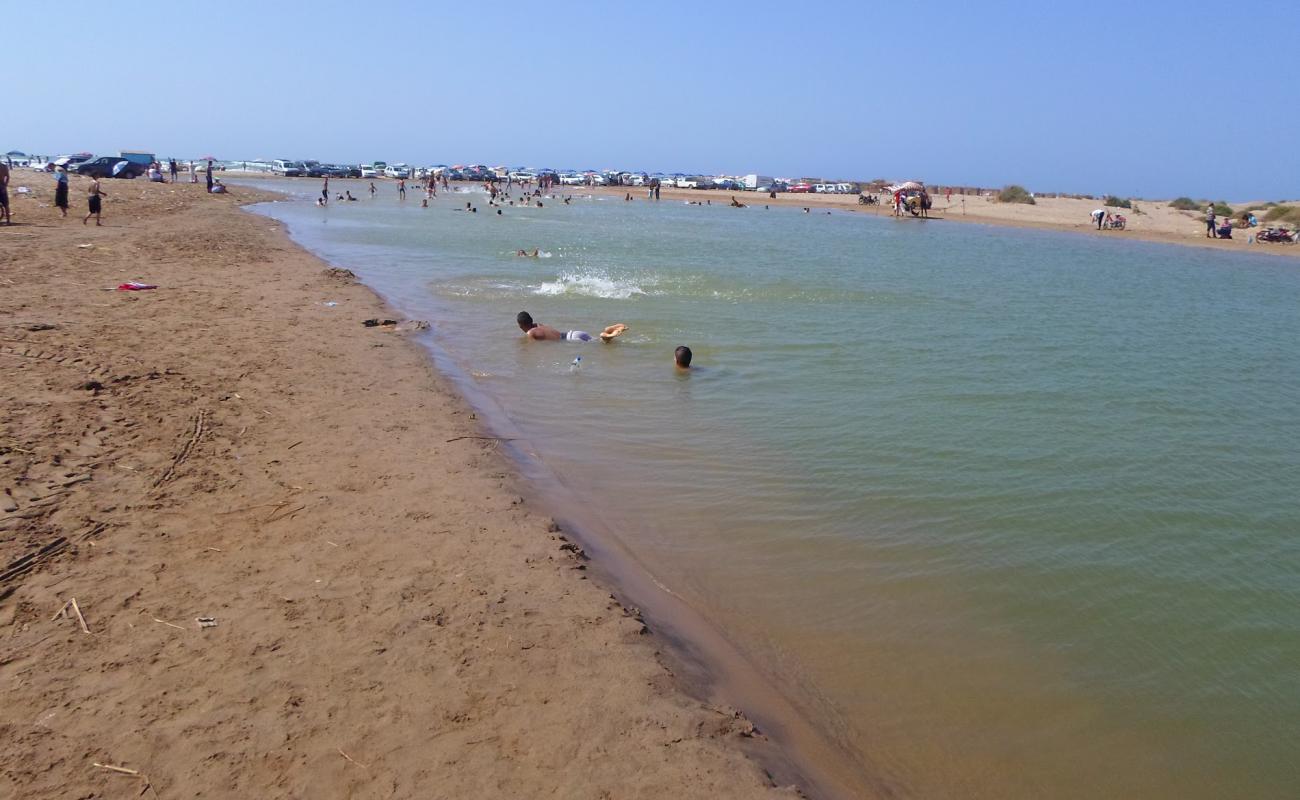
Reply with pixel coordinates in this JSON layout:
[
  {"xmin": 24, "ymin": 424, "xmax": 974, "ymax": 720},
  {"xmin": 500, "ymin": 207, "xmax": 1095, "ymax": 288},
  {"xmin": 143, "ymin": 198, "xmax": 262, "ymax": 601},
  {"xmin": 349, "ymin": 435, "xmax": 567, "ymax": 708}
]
[{"xmin": 579, "ymin": 183, "xmax": 1300, "ymax": 260}]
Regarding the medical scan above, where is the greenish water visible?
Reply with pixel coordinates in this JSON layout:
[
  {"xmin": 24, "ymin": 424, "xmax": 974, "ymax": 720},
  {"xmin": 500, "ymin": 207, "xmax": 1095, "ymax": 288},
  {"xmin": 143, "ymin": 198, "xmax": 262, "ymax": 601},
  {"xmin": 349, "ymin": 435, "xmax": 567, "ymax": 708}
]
[{"xmin": 246, "ymin": 178, "xmax": 1300, "ymax": 799}]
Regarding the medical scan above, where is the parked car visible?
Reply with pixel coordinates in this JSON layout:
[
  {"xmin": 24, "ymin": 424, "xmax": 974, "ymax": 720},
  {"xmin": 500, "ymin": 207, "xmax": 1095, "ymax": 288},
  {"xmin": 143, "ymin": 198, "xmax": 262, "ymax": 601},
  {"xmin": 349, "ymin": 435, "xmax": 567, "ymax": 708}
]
[
  {"xmin": 508, "ymin": 171, "xmax": 537, "ymax": 183},
  {"xmin": 301, "ymin": 160, "xmax": 327, "ymax": 177},
  {"xmin": 787, "ymin": 183, "xmax": 813, "ymax": 193},
  {"xmin": 75, "ymin": 156, "xmax": 146, "ymax": 179},
  {"xmin": 359, "ymin": 165, "xmax": 379, "ymax": 178},
  {"xmin": 53, "ymin": 154, "xmax": 94, "ymax": 169},
  {"xmin": 271, "ymin": 159, "xmax": 302, "ymax": 177},
  {"xmin": 675, "ymin": 176, "xmax": 700, "ymax": 189},
  {"xmin": 384, "ymin": 164, "xmax": 411, "ymax": 179}
]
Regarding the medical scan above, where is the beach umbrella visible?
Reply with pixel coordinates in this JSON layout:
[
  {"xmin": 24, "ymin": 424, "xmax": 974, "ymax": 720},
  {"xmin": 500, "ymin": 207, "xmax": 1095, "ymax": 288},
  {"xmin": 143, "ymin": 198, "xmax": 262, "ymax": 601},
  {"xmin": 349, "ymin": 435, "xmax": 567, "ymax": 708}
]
[{"xmin": 111, "ymin": 160, "xmax": 130, "ymax": 176}]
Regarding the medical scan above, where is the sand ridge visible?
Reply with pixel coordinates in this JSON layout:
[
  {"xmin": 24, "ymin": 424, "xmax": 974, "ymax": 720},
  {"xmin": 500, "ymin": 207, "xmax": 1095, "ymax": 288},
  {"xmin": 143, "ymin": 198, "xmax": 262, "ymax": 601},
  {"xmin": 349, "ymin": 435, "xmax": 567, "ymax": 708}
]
[{"xmin": 0, "ymin": 177, "xmax": 804, "ymax": 798}]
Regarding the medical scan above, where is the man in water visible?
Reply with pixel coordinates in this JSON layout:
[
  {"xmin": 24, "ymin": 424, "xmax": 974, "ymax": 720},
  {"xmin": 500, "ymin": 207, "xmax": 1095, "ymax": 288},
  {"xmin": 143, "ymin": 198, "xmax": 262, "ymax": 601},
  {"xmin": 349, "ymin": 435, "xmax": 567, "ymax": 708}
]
[
  {"xmin": 516, "ymin": 311, "xmax": 627, "ymax": 342},
  {"xmin": 674, "ymin": 345, "xmax": 692, "ymax": 370}
]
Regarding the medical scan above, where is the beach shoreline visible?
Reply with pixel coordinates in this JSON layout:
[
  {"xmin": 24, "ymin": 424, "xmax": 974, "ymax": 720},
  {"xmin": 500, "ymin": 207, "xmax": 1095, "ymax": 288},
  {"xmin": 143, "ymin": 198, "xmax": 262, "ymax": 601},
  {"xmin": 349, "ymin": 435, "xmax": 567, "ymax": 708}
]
[
  {"xmin": 579, "ymin": 183, "xmax": 1300, "ymax": 259},
  {"xmin": 0, "ymin": 178, "xmax": 830, "ymax": 798}
]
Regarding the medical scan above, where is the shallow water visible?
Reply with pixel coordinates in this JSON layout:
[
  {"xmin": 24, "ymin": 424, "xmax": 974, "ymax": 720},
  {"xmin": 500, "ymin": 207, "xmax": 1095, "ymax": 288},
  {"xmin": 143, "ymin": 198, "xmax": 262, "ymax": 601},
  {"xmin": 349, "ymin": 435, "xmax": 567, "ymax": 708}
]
[{"xmin": 244, "ymin": 179, "xmax": 1300, "ymax": 799}]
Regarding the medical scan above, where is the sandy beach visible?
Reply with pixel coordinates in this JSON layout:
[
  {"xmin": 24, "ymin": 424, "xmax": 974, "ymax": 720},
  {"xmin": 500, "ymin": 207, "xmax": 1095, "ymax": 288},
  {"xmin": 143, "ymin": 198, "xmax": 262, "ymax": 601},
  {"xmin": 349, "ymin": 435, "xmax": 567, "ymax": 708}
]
[
  {"xmin": 585, "ymin": 184, "xmax": 1300, "ymax": 259},
  {"xmin": 0, "ymin": 177, "xmax": 808, "ymax": 798}
]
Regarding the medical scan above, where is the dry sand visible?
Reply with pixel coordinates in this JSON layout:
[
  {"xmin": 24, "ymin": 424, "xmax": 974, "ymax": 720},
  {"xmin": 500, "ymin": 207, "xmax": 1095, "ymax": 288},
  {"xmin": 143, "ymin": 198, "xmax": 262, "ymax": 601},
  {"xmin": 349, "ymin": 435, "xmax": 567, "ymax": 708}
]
[
  {"xmin": 0, "ymin": 176, "xmax": 807, "ymax": 798},
  {"xmin": 589, "ymin": 184, "xmax": 1300, "ymax": 258}
]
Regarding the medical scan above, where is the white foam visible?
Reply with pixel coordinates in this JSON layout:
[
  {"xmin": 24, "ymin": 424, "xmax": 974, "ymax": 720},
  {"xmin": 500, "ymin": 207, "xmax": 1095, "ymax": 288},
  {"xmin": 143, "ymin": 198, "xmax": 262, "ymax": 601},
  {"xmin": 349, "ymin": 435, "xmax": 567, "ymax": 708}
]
[{"xmin": 534, "ymin": 272, "xmax": 647, "ymax": 299}]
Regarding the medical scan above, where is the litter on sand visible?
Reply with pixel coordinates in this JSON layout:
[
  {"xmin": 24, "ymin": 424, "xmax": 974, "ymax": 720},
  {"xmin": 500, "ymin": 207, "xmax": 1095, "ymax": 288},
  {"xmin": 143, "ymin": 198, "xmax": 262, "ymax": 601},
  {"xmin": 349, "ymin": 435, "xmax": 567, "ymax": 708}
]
[
  {"xmin": 196, "ymin": 617, "xmax": 218, "ymax": 629},
  {"xmin": 117, "ymin": 283, "xmax": 158, "ymax": 291}
]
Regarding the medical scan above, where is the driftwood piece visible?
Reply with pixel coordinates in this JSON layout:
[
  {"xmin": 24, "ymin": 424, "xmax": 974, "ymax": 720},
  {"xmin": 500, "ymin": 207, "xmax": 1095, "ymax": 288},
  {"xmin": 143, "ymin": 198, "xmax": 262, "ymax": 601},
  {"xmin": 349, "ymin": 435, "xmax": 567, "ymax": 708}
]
[{"xmin": 70, "ymin": 598, "xmax": 91, "ymax": 634}]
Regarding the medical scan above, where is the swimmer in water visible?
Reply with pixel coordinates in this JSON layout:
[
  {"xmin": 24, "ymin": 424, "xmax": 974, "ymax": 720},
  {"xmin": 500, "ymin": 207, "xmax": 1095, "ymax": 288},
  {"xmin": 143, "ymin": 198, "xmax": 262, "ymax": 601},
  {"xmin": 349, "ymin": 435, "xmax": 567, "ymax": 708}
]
[
  {"xmin": 674, "ymin": 345, "xmax": 692, "ymax": 370},
  {"xmin": 516, "ymin": 311, "xmax": 628, "ymax": 342}
]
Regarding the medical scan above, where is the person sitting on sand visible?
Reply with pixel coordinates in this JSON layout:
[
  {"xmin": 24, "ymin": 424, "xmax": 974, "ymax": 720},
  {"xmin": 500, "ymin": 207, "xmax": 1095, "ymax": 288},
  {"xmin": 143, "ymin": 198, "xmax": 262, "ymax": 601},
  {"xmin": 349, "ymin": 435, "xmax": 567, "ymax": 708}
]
[
  {"xmin": 674, "ymin": 345, "xmax": 692, "ymax": 370},
  {"xmin": 211, "ymin": 179, "xmax": 229, "ymax": 194},
  {"xmin": 516, "ymin": 311, "xmax": 628, "ymax": 342}
]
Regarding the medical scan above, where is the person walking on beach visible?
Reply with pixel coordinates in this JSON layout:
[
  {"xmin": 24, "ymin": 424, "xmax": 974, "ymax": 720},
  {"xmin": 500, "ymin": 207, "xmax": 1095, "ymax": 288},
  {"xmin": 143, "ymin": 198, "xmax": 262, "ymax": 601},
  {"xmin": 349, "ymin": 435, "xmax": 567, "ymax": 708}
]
[
  {"xmin": 0, "ymin": 160, "xmax": 10, "ymax": 224},
  {"xmin": 1205, "ymin": 204, "xmax": 1217, "ymax": 238},
  {"xmin": 205, "ymin": 161, "xmax": 214, "ymax": 193},
  {"xmin": 516, "ymin": 311, "xmax": 628, "ymax": 342},
  {"xmin": 369, "ymin": 181, "xmax": 377, "ymax": 198},
  {"xmin": 53, "ymin": 165, "xmax": 69, "ymax": 218},
  {"xmin": 398, "ymin": 178, "xmax": 406, "ymax": 200},
  {"xmin": 83, "ymin": 176, "xmax": 107, "ymax": 225},
  {"xmin": 169, "ymin": 159, "xmax": 178, "ymax": 182},
  {"xmin": 189, "ymin": 161, "xmax": 197, "ymax": 183}
]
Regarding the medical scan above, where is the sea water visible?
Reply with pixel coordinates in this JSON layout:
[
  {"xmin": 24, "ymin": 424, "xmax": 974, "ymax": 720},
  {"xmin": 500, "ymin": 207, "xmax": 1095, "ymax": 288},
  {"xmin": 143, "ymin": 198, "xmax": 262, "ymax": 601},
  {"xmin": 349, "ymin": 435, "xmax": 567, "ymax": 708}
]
[{"xmin": 243, "ymin": 179, "xmax": 1300, "ymax": 799}]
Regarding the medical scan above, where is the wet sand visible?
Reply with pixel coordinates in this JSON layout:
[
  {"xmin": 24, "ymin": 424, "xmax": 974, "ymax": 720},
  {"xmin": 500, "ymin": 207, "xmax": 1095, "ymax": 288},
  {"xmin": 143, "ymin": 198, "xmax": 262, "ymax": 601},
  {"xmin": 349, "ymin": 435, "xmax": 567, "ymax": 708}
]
[{"xmin": 0, "ymin": 177, "xmax": 807, "ymax": 798}]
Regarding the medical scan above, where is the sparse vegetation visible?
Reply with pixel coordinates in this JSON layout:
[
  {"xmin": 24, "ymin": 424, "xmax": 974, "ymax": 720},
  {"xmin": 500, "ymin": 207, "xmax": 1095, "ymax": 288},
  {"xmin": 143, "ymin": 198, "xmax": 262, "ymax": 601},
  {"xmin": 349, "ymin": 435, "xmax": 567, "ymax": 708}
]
[
  {"xmin": 1104, "ymin": 196, "xmax": 1132, "ymax": 209},
  {"xmin": 1263, "ymin": 205, "xmax": 1300, "ymax": 224},
  {"xmin": 1169, "ymin": 197, "xmax": 1200, "ymax": 211},
  {"xmin": 998, "ymin": 185, "xmax": 1035, "ymax": 205},
  {"xmin": 1213, "ymin": 202, "xmax": 1234, "ymax": 217}
]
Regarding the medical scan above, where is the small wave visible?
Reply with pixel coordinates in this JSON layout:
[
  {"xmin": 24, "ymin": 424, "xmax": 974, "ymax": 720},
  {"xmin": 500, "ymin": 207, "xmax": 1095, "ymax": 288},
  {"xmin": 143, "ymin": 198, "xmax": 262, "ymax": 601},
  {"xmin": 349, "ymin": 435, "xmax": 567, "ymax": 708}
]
[{"xmin": 534, "ymin": 272, "xmax": 647, "ymax": 299}]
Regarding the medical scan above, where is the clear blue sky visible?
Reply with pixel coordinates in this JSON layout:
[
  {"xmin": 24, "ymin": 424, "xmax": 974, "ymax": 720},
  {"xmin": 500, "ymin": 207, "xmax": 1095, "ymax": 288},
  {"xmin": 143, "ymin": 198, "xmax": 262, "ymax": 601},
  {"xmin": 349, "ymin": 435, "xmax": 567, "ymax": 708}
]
[{"xmin": 9, "ymin": 1, "xmax": 1295, "ymax": 199}]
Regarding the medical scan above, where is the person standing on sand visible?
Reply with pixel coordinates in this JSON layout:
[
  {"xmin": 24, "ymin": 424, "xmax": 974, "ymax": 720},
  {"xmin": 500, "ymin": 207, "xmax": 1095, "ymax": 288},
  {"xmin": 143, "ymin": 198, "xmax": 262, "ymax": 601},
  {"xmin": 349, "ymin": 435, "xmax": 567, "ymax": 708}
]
[
  {"xmin": 169, "ymin": 159, "xmax": 178, "ymax": 182},
  {"xmin": 1205, "ymin": 204, "xmax": 1217, "ymax": 238},
  {"xmin": 83, "ymin": 176, "xmax": 107, "ymax": 225},
  {"xmin": 0, "ymin": 160, "xmax": 10, "ymax": 224},
  {"xmin": 206, "ymin": 161, "xmax": 214, "ymax": 193},
  {"xmin": 398, "ymin": 178, "xmax": 406, "ymax": 200},
  {"xmin": 53, "ymin": 165, "xmax": 69, "ymax": 218},
  {"xmin": 189, "ymin": 161, "xmax": 197, "ymax": 183}
]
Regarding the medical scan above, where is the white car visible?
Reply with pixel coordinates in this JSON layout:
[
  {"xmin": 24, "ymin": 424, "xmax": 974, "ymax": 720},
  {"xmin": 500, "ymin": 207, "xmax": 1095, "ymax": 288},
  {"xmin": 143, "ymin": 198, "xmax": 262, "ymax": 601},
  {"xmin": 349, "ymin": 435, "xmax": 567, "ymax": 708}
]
[
  {"xmin": 675, "ymin": 177, "xmax": 700, "ymax": 189},
  {"xmin": 508, "ymin": 171, "xmax": 537, "ymax": 183},
  {"xmin": 384, "ymin": 165, "xmax": 410, "ymax": 179},
  {"xmin": 559, "ymin": 173, "xmax": 586, "ymax": 186},
  {"xmin": 359, "ymin": 166, "xmax": 379, "ymax": 178}
]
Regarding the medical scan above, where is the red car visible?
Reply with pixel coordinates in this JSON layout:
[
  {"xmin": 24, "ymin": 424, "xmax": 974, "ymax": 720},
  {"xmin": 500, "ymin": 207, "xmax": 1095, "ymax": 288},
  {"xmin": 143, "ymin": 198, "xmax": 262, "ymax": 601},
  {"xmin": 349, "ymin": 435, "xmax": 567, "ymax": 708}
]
[{"xmin": 787, "ymin": 183, "xmax": 813, "ymax": 193}]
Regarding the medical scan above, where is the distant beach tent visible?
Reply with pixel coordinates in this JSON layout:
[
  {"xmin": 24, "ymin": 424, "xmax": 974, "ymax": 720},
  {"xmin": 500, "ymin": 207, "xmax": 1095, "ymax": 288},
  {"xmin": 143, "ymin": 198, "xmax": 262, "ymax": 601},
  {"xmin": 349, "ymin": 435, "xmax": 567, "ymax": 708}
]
[
  {"xmin": 6, "ymin": 150, "xmax": 26, "ymax": 157},
  {"xmin": 887, "ymin": 181, "xmax": 925, "ymax": 193}
]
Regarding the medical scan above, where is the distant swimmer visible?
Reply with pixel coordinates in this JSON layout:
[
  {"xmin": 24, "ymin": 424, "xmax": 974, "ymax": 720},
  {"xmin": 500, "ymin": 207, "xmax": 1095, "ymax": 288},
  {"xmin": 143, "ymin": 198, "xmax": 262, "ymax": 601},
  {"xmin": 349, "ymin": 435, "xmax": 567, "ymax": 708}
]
[
  {"xmin": 730, "ymin": 195, "xmax": 746, "ymax": 208},
  {"xmin": 516, "ymin": 249, "xmax": 539, "ymax": 257},
  {"xmin": 369, "ymin": 182, "xmax": 377, "ymax": 197},
  {"xmin": 346, "ymin": 191, "xmax": 357, "ymax": 201},
  {"xmin": 674, "ymin": 345, "xmax": 692, "ymax": 370},
  {"xmin": 516, "ymin": 311, "xmax": 628, "ymax": 343}
]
